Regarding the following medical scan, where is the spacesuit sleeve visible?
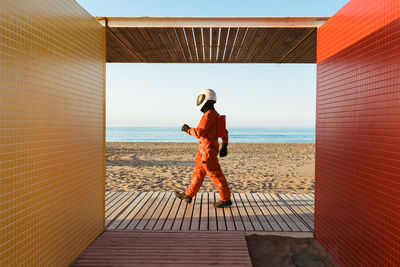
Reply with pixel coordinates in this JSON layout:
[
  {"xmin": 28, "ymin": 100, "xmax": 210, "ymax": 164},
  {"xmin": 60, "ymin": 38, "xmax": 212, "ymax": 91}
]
[
  {"xmin": 187, "ymin": 113, "xmax": 213, "ymax": 139},
  {"xmin": 221, "ymin": 130, "xmax": 229, "ymax": 144}
]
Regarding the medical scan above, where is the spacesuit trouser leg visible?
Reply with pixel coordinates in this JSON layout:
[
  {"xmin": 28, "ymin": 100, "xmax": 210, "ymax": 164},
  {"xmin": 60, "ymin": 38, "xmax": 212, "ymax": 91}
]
[
  {"xmin": 185, "ymin": 151, "xmax": 231, "ymax": 201},
  {"xmin": 204, "ymin": 163, "xmax": 231, "ymax": 202},
  {"xmin": 185, "ymin": 154, "xmax": 207, "ymax": 197},
  {"xmin": 199, "ymin": 151, "xmax": 231, "ymax": 202}
]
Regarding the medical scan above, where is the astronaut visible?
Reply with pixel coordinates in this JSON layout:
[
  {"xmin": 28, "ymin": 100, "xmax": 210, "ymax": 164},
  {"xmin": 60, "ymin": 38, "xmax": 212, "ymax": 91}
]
[{"xmin": 175, "ymin": 89, "xmax": 232, "ymax": 208}]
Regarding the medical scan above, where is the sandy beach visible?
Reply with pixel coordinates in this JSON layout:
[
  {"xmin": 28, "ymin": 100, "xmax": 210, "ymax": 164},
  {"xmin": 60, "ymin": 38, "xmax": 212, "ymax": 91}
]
[{"xmin": 106, "ymin": 142, "xmax": 315, "ymax": 194}]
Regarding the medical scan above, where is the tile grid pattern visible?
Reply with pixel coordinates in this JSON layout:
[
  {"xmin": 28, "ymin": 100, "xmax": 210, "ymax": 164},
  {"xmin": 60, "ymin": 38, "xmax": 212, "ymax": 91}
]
[
  {"xmin": 317, "ymin": 0, "xmax": 400, "ymax": 63},
  {"xmin": 0, "ymin": 0, "xmax": 105, "ymax": 266},
  {"xmin": 316, "ymin": 0, "xmax": 400, "ymax": 265},
  {"xmin": 104, "ymin": 191, "xmax": 314, "ymax": 232}
]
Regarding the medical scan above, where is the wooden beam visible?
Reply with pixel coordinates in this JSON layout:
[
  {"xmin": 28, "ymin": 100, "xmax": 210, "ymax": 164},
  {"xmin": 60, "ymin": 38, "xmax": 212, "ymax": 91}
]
[{"xmin": 97, "ymin": 17, "xmax": 328, "ymax": 28}]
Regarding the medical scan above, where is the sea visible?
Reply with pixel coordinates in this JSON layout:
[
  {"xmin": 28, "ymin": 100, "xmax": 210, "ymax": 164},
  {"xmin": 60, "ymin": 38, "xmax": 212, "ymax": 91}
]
[{"xmin": 106, "ymin": 127, "xmax": 315, "ymax": 143}]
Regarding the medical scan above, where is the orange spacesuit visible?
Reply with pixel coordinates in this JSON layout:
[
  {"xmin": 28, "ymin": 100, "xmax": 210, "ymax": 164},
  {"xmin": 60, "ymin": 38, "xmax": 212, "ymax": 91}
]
[{"xmin": 184, "ymin": 109, "xmax": 231, "ymax": 202}]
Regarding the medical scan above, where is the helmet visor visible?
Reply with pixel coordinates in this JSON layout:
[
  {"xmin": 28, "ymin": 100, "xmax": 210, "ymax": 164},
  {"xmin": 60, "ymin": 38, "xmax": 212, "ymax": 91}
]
[{"xmin": 197, "ymin": 94, "xmax": 206, "ymax": 106}]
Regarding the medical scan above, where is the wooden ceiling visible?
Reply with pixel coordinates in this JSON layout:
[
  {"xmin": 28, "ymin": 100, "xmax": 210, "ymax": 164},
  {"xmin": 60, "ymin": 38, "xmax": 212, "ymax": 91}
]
[{"xmin": 97, "ymin": 17, "xmax": 328, "ymax": 63}]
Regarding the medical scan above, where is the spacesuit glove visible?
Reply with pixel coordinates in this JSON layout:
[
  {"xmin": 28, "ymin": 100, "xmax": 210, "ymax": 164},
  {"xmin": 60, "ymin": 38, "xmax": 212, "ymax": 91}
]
[
  {"xmin": 181, "ymin": 124, "xmax": 190, "ymax": 132},
  {"xmin": 219, "ymin": 143, "xmax": 228, "ymax": 157}
]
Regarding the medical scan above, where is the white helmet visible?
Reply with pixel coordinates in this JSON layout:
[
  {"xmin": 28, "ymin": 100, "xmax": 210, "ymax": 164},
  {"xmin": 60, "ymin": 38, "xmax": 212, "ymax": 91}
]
[{"xmin": 197, "ymin": 89, "xmax": 217, "ymax": 111}]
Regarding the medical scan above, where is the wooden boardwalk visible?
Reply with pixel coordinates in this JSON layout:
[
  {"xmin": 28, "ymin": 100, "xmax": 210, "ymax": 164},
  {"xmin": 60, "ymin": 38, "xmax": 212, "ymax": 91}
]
[
  {"xmin": 105, "ymin": 191, "xmax": 314, "ymax": 232},
  {"xmin": 71, "ymin": 231, "xmax": 252, "ymax": 266}
]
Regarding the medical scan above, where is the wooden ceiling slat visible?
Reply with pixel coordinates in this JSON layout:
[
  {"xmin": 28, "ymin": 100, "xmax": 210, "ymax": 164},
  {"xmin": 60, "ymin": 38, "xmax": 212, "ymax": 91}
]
[
  {"xmin": 157, "ymin": 28, "xmax": 179, "ymax": 62},
  {"xmin": 246, "ymin": 28, "xmax": 275, "ymax": 62},
  {"xmin": 254, "ymin": 29, "xmax": 291, "ymax": 62},
  {"xmin": 263, "ymin": 28, "xmax": 299, "ymax": 62},
  {"xmin": 242, "ymin": 28, "xmax": 269, "ymax": 63},
  {"xmin": 253, "ymin": 28, "xmax": 286, "ymax": 62},
  {"xmin": 269, "ymin": 28, "xmax": 311, "ymax": 62},
  {"xmin": 235, "ymin": 28, "xmax": 257, "ymax": 62},
  {"xmin": 211, "ymin": 28, "xmax": 219, "ymax": 63},
  {"xmin": 217, "ymin": 28, "xmax": 228, "ymax": 63},
  {"xmin": 104, "ymin": 22, "xmax": 320, "ymax": 63},
  {"xmin": 304, "ymin": 31, "xmax": 317, "ymax": 62},
  {"xmin": 127, "ymin": 28, "xmax": 155, "ymax": 62},
  {"xmin": 184, "ymin": 28, "xmax": 198, "ymax": 62},
  {"xmin": 108, "ymin": 27, "xmax": 144, "ymax": 62},
  {"xmin": 230, "ymin": 28, "xmax": 247, "ymax": 62},
  {"xmin": 147, "ymin": 27, "xmax": 173, "ymax": 62},
  {"xmin": 175, "ymin": 28, "xmax": 192, "ymax": 62},
  {"xmin": 224, "ymin": 28, "xmax": 238, "ymax": 62},
  {"xmin": 136, "ymin": 28, "xmax": 164, "ymax": 62},
  {"xmin": 147, "ymin": 28, "xmax": 169, "ymax": 62},
  {"xmin": 106, "ymin": 28, "xmax": 139, "ymax": 62},
  {"xmin": 282, "ymin": 29, "xmax": 316, "ymax": 63},
  {"xmin": 119, "ymin": 28, "xmax": 150, "ymax": 61},
  {"xmin": 165, "ymin": 28, "xmax": 186, "ymax": 62},
  {"xmin": 203, "ymin": 28, "xmax": 210, "ymax": 62},
  {"xmin": 297, "ymin": 41, "xmax": 316, "ymax": 63},
  {"xmin": 106, "ymin": 30, "xmax": 125, "ymax": 62},
  {"xmin": 193, "ymin": 28, "xmax": 204, "ymax": 62},
  {"xmin": 303, "ymin": 37, "xmax": 317, "ymax": 62},
  {"xmin": 279, "ymin": 29, "xmax": 317, "ymax": 62}
]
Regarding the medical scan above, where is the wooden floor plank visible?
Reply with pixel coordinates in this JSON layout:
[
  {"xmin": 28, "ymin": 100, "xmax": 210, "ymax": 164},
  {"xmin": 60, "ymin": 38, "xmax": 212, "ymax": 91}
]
[
  {"xmin": 106, "ymin": 192, "xmax": 134, "ymax": 220},
  {"xmin": 229, "ymin": 194, "xmax": 245, "ymax": 231},
  {"xmin": 216, "ymin": 192, "xmax": 227, "ymax": 231},
  {"xmin": 279, "ymin": 194, "xmax": 313, "ymax": 229},
  {"xmin": 105, "ymin": 192, "xmax": 125, "ymax": 212},
  {"xmin": 245, "ymin": 193, "xmax": 273, "ymax": 231},
  {"xmin": 181, "ymin": 194, "xmax": 196, "ymax": 231},
  {"xmin": 263, "ymin": 193, "xmax": 300, "ymax": 231},
  {"xmin": 305, "ymin": 193, "xmax": 315, "ymax": 203},
  {"xmin": 144, "ymin": 192, "xmax": 172, "ymax": 230},
  {"xmin": 105, "ymin": 192, "xmax": 139, "ymax": 228},
  {"xmin": 190, "ymin": 193, "xmax": 202, "ymax": 230},
  {"xmin": 135, "ymin": 192, "xmax": 167, "ymax": 230},
  {"xmin": 153, "ymin": 192, "xmax": 176, "ymax": 230},
  {"xmin": 126, "ymin": 192, "xmax": 161, "ymax": 230},
  {"xmin": 232, "ymin": 193, "xmax": 254, "ymax": 231},
  {"xmin": 134, "ymin": 192, "xmax": 165, "ymax": 230},
  {"xmin": 117, "ymin": 192, "xmax": 152, "ymax": 230},
  {"xmin": 299, "ymin": 194, "xmax": 315, "ymax": 208},
  {"xmin": 208, "ymin": 192, "xmax": 218, "ymax": 231},
  {"xmin": 171, "ymin": 195, "xmax": 188, "ymax": 230},
  {"xmin": 161, "ymin": 196, "xmax": 180, "ymax": 230},
  {"xmin": 105, "ymin": 192, "xmax": 118, "ymax": 206},
  {"xmin": 105, "ymin": 191, "xmax": 114, "ymax": 199},
  {"xmin": 108, "ymin": 192, "xmax": 146, "ymax": 230},
  {"xmin": 283, "ymin": 194, "xmax": 314, "ymax": 230},
  {"xmin": 254, "ymin": 193, "xmax": 286, "ymax": 231},
  {"xmin": 199, "ymin": 193, "xmax": 209, "ymax": 230},
  {"xmin": 71, "ymin": 231, "xmax": 252, "ymax": 266},
  {"xmin": 270, "ymin": 193, "xmax": 309, "ymax": 231},
  {"xmin": 290, "ymin": 194, "xmax": 315, "ymax": 214},
  {"xmin": 239, "ymin": 193, "xmax": 263, "ymax": 231},
  {"xmin": 104, "ymin": 192, "xmax": 314, "ymax": 232},
  {"xmin": 224, "ymin": 201, "xmax": 236, "ymax": 231}
]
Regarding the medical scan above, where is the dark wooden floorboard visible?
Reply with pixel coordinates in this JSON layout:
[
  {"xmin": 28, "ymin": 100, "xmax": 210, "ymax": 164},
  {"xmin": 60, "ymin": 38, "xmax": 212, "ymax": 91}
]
[
  {"xmin": 105, "ymin": 191, "xmax": 314, "ymax": 232},
  {"xmin": 71, "ymin": 231, "xmax": 252, "ymax": 266}
]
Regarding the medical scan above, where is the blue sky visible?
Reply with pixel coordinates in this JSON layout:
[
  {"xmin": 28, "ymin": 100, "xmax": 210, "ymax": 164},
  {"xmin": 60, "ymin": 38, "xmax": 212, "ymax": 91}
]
[{"xmin": 77, "ymin": 0, "xmax": 349, "ymax": 128}]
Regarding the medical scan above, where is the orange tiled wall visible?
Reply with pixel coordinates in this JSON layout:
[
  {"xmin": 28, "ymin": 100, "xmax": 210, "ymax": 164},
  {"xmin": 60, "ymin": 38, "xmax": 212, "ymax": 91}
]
[
  {"xmin": 316, "ymin": 0, "xmax": 400, "ymax": 266},
  {"xmin": 0, "ymin": 0, "xmax": 105, "ymax": 266}
]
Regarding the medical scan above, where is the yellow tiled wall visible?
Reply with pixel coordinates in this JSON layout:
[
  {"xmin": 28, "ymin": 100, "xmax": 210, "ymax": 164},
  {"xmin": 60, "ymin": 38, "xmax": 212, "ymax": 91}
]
[{"xmin": 0, "ymin": 0, "xmax": 105, "ymax": 266}]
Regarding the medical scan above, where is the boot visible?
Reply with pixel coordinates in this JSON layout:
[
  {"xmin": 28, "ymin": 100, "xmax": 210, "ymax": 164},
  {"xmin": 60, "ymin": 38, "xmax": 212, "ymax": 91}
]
[
  {"xmin": 213, "ymin": 199, "xmax": 232, "ymax": 208},
  {"xmin": 174, "ymin": 191, "xmax": 192, "ymax": 203}
]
